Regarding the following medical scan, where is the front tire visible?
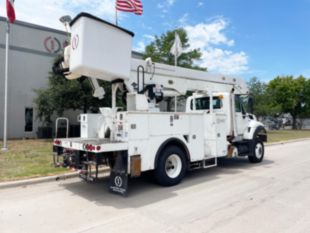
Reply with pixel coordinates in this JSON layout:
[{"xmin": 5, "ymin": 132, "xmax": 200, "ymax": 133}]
[
  {"xmin": 248, "ymin": 140, "xmax": 264, "ymax": 163},
  {"xmin": 154, "ymin": 146, "xmax": 187, "ymax": 186}
]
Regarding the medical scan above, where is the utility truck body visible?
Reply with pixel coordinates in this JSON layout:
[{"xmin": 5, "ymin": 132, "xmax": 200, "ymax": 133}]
[{"xmin": 53, "ymin": 13, "xmax": 267, "ymax": 196}]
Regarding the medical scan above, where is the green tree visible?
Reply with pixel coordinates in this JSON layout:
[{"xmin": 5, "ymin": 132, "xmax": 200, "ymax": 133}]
[
  {"xmin": 247, "ymin": 77, "xmax": 280, "ymax": 117},
  {"xmin": 267, "ymin": 76, "xmax": 310, "ymax": 129},
  {"xmin": 298, "ymin": 78, "xmax": 310, "ymax": 128},
  {"xmin": 143, "ymin": 28, "xmax": 206, "ymax": 71},
  {"xmin": 34, "ymin": 71, "xmax": 111, "ymax": 125}
]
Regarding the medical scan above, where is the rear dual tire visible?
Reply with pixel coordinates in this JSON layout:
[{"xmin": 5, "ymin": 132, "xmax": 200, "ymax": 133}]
[{"xmin": 154, "ymin": 146, "xmax": 187, "ymax": 186}]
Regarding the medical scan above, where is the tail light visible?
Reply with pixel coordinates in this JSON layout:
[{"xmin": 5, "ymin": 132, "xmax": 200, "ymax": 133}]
[
  {"xmin": 85, "ymin": 144, "xmax": 99, "ymax": 152},
  {"xmin": 54, "ymin": 140, "xmax": 61, "ymax": 145}
]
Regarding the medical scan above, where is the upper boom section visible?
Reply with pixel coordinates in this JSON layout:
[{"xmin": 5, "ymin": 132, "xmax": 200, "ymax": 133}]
[
  {"xmin": 61, "ymin": 13, "xmax": 248, "ymax": 96},
  {"xmin": 128, "ymin": 59, "xmax": 248, "ymax": 96}
]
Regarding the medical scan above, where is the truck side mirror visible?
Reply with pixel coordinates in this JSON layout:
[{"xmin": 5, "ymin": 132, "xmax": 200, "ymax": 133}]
[{"xmin": 248, "ymin": 96, "xmax": 254, "ymax": 114}]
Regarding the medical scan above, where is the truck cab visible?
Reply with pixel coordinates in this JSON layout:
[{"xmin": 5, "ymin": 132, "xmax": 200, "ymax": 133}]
[{"xmin": 186, "ymin": 93, "xmax": 258, "ymax": 137}]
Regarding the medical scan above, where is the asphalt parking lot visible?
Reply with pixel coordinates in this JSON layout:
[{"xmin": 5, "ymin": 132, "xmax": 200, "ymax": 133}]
[{"xmin": 1, "ymin": 140, "xmax": 310, "ymax": 233}]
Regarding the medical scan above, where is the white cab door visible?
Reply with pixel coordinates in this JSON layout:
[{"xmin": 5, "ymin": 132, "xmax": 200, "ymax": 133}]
[{"xmin": 234, "ymin": 95, "xmax": 249, "ymax": 136}]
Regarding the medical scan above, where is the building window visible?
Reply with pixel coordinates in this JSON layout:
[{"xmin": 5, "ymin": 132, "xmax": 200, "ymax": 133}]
[{"xmin": 25, "ymin": 108, "xmax": 33, "ymax": 132}]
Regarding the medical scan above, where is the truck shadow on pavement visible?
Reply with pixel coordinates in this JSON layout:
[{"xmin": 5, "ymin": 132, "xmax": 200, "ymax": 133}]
[{"xmin": 62, "ymin": 158, "xmax": 274, "ymax": 208}]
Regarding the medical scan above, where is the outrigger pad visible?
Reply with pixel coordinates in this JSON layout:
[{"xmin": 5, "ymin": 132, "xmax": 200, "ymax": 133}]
[{"xmin": 109, "ymin": 151, "xmax": 128, "ymax": 196}]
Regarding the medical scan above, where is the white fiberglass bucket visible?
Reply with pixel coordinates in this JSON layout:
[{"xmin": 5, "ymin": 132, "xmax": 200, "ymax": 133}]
[{"xmin": 68, "ymin": 13, "xmax": 134, "ymax": 81}]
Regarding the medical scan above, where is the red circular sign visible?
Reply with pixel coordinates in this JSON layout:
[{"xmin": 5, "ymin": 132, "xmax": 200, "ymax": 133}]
[
  {"xmin": 44, "ymin": 36, "xmax": 61, "ymax": 54},
  {"xmin": 72, "ymin": 35, "xmax": 79, "ymax": 50}
]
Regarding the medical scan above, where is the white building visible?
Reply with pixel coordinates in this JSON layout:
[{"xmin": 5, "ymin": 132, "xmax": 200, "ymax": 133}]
[{"xmin": 0, "ymin": 17, "xmax": 142, "ymax": 139}]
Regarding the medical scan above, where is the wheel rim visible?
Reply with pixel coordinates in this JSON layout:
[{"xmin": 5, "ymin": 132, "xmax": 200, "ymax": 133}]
[
  {"xmin": 255, "ymin": 142, "xmax": 263, "ymax": 159},
  {"xmin": 165, "ymin": 154, "xmax": 182, "ymax": 179}
]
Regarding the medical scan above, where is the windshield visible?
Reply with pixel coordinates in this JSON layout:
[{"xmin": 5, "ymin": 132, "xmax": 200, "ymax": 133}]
[{"xmin": 235, "ymin": 95, "xmax": 250, "ymax": 113}]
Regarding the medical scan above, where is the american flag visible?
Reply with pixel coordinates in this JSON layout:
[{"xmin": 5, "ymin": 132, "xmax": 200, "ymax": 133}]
[
  {"xmin": 116, "ymin": 0, "xmax": 143, "ymax": 15},
  {"xmin": 6, "ymin": 0, "xmax": 16, "ymax": 23}
]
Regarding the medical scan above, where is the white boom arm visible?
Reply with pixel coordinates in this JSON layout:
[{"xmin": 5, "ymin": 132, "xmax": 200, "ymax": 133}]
[
  {"xmin": 59, "ymin": 13, "xmax": 248, "ymax": 99},
  {"xmin": 89, "ymin": 78, "xmax": 105, "ymax": 99},
  {"xmin": 62, "ymin": 56, "xmax": 248, "ymax": 98},
  {"xmin": 126, "ymin": 58, "xmax": 249, "ymax": 96}
]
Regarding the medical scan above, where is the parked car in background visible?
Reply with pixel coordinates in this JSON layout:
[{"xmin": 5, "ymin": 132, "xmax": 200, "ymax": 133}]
[{"xmin": 262, "ymin": 116, "xmax": 282, "ymax": 130}]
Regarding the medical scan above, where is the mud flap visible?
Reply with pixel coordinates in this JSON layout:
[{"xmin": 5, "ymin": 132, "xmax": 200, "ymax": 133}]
[{"xmin": 109, "ymin": 151, "xmax": 128, "ymax": 196}]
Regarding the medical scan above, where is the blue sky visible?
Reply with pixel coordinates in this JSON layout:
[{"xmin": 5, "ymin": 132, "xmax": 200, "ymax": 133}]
[
  {"xmin": 1, "ymin": 0, "xmax": 310, "ymax": 81},
  {"xmin": 121, "ymin": 0, "xmax": 310, "ymax": 81}
]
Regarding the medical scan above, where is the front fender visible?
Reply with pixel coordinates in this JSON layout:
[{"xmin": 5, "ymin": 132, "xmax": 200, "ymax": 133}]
[{"xmin": 243, "ymin": 120, "xmax": 267, "ymax": 142}]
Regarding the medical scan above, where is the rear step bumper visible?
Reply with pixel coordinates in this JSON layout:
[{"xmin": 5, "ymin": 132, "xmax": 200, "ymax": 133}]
[{"xmin": 53, "ymin": 137, "xmax": 128, "ymax": 153}]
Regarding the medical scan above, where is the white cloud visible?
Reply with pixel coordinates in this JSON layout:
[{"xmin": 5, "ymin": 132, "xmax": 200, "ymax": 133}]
[
  {"xmin": 178, "ymin": 13, "xmax": 189, "ymax": 26},
  {"xmin": 184, "ymin": 19, "xmax": 235, "ymax": 47},
  {"xmin": 167, "ymin": 0, "xmax": 176, "ymax": 6},
  {"xmin": 157, "ymin": 0, "xmax": 176, "ymax": 13},
  {"xmin": 92, "ymin": 0, "xmax": 117, "ymax": 20},
  {"xmin": 134, "ymin": 41, "xmax": 146, "ymax": 52},
  {"xmin": 197, "ymin": 1, "xmax": 204, "ymax": 7},
  {"xmin": 134, "ymin": 34, "xmax": 156, "ymax": 53},
  {"xmin": 200, "ymin": 48, "xmax": 248, "ymax": 74},
  {"xmin": 157, "ymin": 3, "xmax": 164, "ymax": 9},
  {"xmin": 0, "ymin": 0, "xmax": 118, "ymax": 30},
  {"xmin": 184, "ymin": 18, "xmax": 248, "ymax": 74},
  {"xmin": 143, "ymin": 34, "xmax": 155, "ymax": 41}
]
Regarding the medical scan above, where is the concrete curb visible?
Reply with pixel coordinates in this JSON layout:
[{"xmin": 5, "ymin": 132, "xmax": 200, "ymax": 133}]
[
  {"xmin": 0, "ymin": 172, "xmax": 79, "ymax": 190},
  {"xmin": 1, "ymin": 138, "xmax": 310, "ymax": 189},
  {"xmin": 265, "ymin": 138, "xmax": 310, "ymax": 147}
]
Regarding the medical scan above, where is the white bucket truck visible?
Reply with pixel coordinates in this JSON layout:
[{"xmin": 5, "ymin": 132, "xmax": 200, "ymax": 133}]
[{"xmin": 53, "ymin": 13, "xmax": 267, "ymax": 195}]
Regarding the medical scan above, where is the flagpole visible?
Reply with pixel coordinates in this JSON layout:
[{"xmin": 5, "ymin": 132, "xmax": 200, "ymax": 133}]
[
  {"xmin": 174, "ymin": 53, "xmax": 177, "ymax": 67},
  {"xmin": 116, "ymin": 10, "xmax": 118, "ymax": 25},
  {"xmin": 115, "ymin": 3, "xmax": 118, "ymax": 26},
  {"xmin": 174, "ymin": 33, "xmax": 177, "ymax": 67},
  {"xmin": 2, "ymin": 19, "xmax": 10, "ymax": 151}
]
